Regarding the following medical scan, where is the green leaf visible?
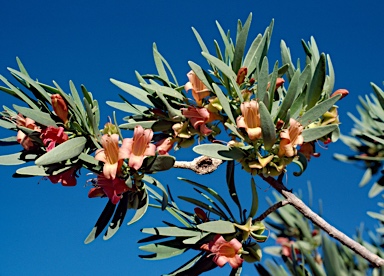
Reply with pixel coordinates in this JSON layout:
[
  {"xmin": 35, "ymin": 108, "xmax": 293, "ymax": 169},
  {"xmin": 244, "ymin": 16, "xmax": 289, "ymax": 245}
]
[
  {"xmin": 276, "ymin": 69, "xmax": 300, "ymax": 121},
  {"xmin": 0, "ymin": 152, "xmax": 26, "ymax": 165},
  {"xmin": 178, "ymin": 177, "xmax": 236, "ymax": 221},
  {"xmin": 0, "ymin": 75, "xmax": 39, "ymax": 110},
  {"xmin": 193, "ymin": 144, "xmax": 245, "ymax": 160},
  {"xmin": 306, "ymin": 53, "xmax": 326, "ymax": 109},
  {"xmin": 197, "ymin": 220, "xmax": 236, "ymax": 234},
  {"xmin": 110, "ymin": 78, "xmax": 155, "ymax": 107},
  {"xmin": 368, "ymin": 182, "xmax": 384, "ymax": 198},
  {"xmin": 127, "ymin": 190, "xmax": 149, "ymax": 225},
  {"xmin": 191, "ymin": 27, "xmax": 210, "ymax": 55},
  {"xmin": 302, "ymin": 125, "xmax": 337, "ymax": 142},
  {"xmin": 35, "ymin": 137, "xmax": 86, "ymax": 165},
  {"xmin": 139, "ymin": 240, "xmax": 187, "ymax": 260},
  {"xmin": 153, "ymin": 43, "xmax": 170, "ymax": 84},
  {"xmin": 216, "ymin": 20, "xmax": 234, "ymax": 63},
  {"xmin": 178, "ymin": 196, "xmax": 224, "ymax": 218},
  {"xmin": 243, "ymin": 34, "xmax": 262, "ymax": 71},
  {"xmin": 119, "ymin": 120, "xmax": 174, "ymax": 132},
  {"xmin": 142, "ymin": 174, "xmax": 168, "ymax": 210},
  {"xmin": 280, "ymin": 40, "xmax": 295, "ymax": 81},
  {"xmin": 106, "ymin": 101, "xmax": 144, "ymax": 115},
  {"xmin": 201, "ymin": 52, "xmax": 243, "ymax": 102},
  {"xmin": 16, "ymin": 165, "xmax": 49, "ymax": 176},
  {"xmin": 69, "ymin": 81, "xmax": 86, "ymax": 118},
  {"xmin": 8, "ymin": 68, "xmax": 51, "ymax": 103},
  {"xmin": 259, "ymin": 101, "xmax": 276, "ymax": 150},
  {"xmin": 142, "ymin": 82, "xmax": 184, "ymax": 101},
  {"xmin": 103, "ymin": 194, "xmax": 129, "ymax": 240},
  {"xmin": 227, "ymin": 160, "xmax": 242, "ymax": 220},
  {"xmin": 299, "ymin": 94, "xmax": 341, "ymax": 127},
  {"xmin": 0, "ymin": 136, "xmax": 18, "ymax": 146},
  {"xmin": 188, "ymin": 61, "xmax": 213, "ymax": 91},
  {"xmin": 257, "ymin": 56, "xmax": 269, "ymax": 102},
  {"xmin": 367, "ymin": 211, "xmax": 384, "ymax": 222},
  {"xmin": 84, "ymin": 200, "xmax": 116, "ymax": 244},
  {"xmin": 371, "ymin": 82, "xmax": 384, "ymax": 110},
  {"xmin": 13, "ymin": 105, "xmax": 57, "ymax": 127},
  {"xmin": 232, "ymin": 13, "xmax": 252, "ymax": 74},
  {"xmin": 141, "ymin": 227, "xmax": 199, "ymax": 237},
  {"xmin": 249, "ymin": 178, "xmax": 259, "ymax": 218},
  {"xmin": 0, "ymin": 118, "xmax": 16, "ymax": 129},
  {"xmin": 292, "ymin": 152, "xmax": 308, "ymax": 176},
  {"xmin": 142, "ymin": 155, "xmax": 175, "ymax": 173},
  {"xmin": 212, "ymin": 83, "xmax": 236, "ymax": 124}
]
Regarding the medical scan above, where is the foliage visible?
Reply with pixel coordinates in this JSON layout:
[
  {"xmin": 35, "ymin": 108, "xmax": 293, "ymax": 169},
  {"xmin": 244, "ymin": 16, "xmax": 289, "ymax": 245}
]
[{"xmin": 2, "ymin": 12, "xmax": 377, "ymax": 275}]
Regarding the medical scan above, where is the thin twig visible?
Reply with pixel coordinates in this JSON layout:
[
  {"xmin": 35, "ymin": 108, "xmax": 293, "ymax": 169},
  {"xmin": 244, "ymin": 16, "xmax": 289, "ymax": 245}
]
[
  {"xmin": 254, "ymin": 200, "xmax": 289, "ymax": 222},
  {"xmin": 260, "ymin": 175, "xmax": 384, "ymax": 267},
  {"xmin": 173, "ymin": 156, "xmax": 223, "ymax": 175}
]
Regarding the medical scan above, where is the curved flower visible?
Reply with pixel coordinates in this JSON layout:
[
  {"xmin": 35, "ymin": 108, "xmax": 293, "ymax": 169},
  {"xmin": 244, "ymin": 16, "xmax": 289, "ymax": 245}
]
[
  {"xmin": 15, "ymin": 114, "xmax": 41, "ymax": 150},
  {"xmin": 299, "ymin": 142, "xmax": 320, "ymax": 161},
  {"xmin": 181, "ymin": 106, "xmax": 216, "ymax": 136},
  {"xmin": 88, "ymin": 174, "xmax": 130, "ymax": 204},
  {"xmin": 51, "ymin": 94, "xmax": 68, "ymax": 123},
  {"xmin": 40, "ymin": 126, "xmax": 68, "ymax": 152},
  {"xmin": 278, "ymin": 118, "xmax": 304, "ymax": 157},
  {"xmin": 155, "ymin": 137, "xmax": 174, "ymax": 155},
  {"xmin": 237, "ymin": 100, "xmax": 262, "ymax": 140},
  {"xmin": 48, "ymin": 166, "xmax": 77, "ymax": 186},
  {"xmin": 184, "ymin": 71, "xmax": 210, "ymax": 105},
  {"xmin": 201, "ymin": 235, "xmax": 243, "ymax": 269},
  {"xmin": 95, "ymin": 134, "xmax": 123, "ymax": 179},
  {"xmin": 120, "ymin": 125, "xmax": 156, "ymax": 170}
]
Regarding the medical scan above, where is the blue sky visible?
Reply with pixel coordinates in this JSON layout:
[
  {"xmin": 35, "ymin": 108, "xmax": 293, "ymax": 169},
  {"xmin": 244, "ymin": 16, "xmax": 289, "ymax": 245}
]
[{"xmin": 0, "ymin": 1, "xmax": 383, "ymax": 275}]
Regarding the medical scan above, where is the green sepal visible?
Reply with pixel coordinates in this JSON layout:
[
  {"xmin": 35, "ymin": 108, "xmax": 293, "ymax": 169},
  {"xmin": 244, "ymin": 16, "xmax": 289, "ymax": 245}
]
[{"xmin": 35, "ymin": 136, "xmax": 86, "ymax": 166}]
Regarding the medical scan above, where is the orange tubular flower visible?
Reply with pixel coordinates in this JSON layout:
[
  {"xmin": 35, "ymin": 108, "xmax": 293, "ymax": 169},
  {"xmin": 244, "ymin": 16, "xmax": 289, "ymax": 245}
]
[
  {"xmin": 201, "ymin": 235, "xmax": 243, "ymax": 269},
  {"xmin": 278, "ymin": 118, "xmax": 304, "ymax": 157},
  {"xmin": 184, "ymin": 71, "xmax": 211, "ymax": 105},
  {"xmin": 15, "ymin": 114, "xmax": 41, "ymax": 150},
  {"xmin": 155, "ymin": 137, "xmax": 174, "ymax": 155},
  {"xmin": 95, "ymin": 134, "xmax": 123, "ymax": 180},
  {"xmin": 51, "ymin": 94, "xmax": 68, "ymax": 124},
  {"xmin": 181, "ymin": 106, "xmax": 215, "ymax": 136},
  {"xmin": 237, "ymin": 100, "xmax": 262, "ymax": 140},
  {"xmin": 120, "ymin": 125, "xmax": 156, "ymax": 170}
]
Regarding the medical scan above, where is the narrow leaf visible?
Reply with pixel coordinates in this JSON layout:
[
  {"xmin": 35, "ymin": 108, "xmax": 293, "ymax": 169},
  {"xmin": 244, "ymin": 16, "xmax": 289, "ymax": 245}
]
[
  {"xmin": 306, "ymin": 53, "xmax": 326, "ymax": 109},
  {"xmin": 197, "ymin": 220, "xmax": 236, "ymax": 234},
  {"xmin": 259, "ymin": 101, "xmax": 276, "ymax": 150}
]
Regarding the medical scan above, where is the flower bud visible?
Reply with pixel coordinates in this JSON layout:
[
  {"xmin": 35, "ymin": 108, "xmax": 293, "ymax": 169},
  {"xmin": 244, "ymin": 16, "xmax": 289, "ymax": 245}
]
[
  {"xmin": 236, "ymin": 67, "xmax": 247, "ymax": 85},
  {"xmin": 331, "ymin": 89, "xmax": 349, "ymax": 100},
  {"xmin": 51, "ymin": 94, "xmax": 68, "ymax": 123}
]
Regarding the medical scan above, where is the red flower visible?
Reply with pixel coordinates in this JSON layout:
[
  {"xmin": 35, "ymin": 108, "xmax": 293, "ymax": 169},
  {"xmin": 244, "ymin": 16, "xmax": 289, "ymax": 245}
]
[
  {"xmin": 40, "ymin": 126, "xmax": 68, "ymax": 151},
  {"xmin": 201, "ymin": 235, "xmax": 243, "ymax": 269},
  {"xmin": 88, "ymin": 174, "xmax": 130, "ymax": 204},
  {"xmin": 298, "ymin": 142, "xmax": 320, "ymax": 161},
  {"xmin": 236, "ymin": 67, "xmax": 247, "ymax": 85},
  {"xmin": 48, "ymin": 167, "xmax": 77, "ymax": 186},
  {"xmin": 15, "ymin": 114, "xmax": 41, "ymax": 150}
]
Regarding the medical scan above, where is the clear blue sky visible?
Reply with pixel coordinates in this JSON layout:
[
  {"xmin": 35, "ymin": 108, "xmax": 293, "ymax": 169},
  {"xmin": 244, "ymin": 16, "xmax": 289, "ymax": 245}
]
[{"xmin": 0, "ymin": 1, "xmax": 383, "ymax": 275}]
